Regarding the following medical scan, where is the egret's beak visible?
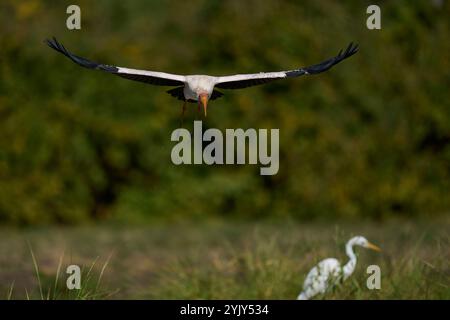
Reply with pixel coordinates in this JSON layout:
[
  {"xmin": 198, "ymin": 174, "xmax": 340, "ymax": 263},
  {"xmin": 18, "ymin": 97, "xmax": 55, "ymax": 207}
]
[
  {"xmin": 199, "ymin": 94, "xmax": 208, "ymax": 117},
  {"xmin": 366, "ymin": 242, "xmax": 382, "ymax": 252}
]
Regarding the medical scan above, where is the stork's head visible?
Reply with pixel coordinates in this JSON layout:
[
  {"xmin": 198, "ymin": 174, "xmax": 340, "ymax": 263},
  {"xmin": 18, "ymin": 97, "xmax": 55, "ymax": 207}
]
[
  {"xmin": 198, "ymin": 92, "xmax": 209, "ymax": 117},
  {"xmin": 352, "ymin": 236, "xmax": 382, "ymax": 252}
]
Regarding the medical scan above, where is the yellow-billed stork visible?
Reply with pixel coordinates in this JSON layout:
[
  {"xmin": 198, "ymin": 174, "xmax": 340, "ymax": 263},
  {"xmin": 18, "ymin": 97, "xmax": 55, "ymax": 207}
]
[{"xmin": 46, "ymin": 37, "xmax": 358, "ymax": 117}]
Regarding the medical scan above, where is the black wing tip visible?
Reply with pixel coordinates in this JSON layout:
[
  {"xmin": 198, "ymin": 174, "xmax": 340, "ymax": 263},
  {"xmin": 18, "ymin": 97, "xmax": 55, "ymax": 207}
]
[
  {"xmin": 340, "ymin": 42, "xmax": 359, "ymax": 58},
  {"xmin": 44, "ymin": 37, "xmax": 57, "ymax": 50},
  {"xmin": 45, "ymin": 36, "xmax": 59, "ymax": 49},
  {"xmin": 301, "ymin": 42, "xmax": 359, "ymax": 75},
  {"xmin": 45, "ymin": 36, "xmax": 72, "ymax": 59},
  {"xmin": 44, "ymin": 36, "xmax": 118, "ymax": 72}
]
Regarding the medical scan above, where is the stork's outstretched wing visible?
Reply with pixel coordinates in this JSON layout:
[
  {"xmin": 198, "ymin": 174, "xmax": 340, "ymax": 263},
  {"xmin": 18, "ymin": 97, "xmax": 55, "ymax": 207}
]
[
  {"xmin": 215, "ymin": 43, "xmax": 358, "ymax": 89},
  {"xmin": 45, "ymin": 37, "xmax": 186, "ymax": 86}
]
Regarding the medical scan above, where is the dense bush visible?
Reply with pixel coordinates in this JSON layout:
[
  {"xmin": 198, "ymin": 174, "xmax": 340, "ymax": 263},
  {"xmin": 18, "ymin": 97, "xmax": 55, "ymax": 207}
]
[{"xmin": 0, "ymin": 0, "xmax": 449, "ymax": 224}]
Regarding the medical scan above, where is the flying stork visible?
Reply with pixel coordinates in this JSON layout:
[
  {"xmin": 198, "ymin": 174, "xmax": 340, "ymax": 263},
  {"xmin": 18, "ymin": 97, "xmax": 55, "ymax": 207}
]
[{"xmin": 45, "ymin": 37, "xmax": 358, "ymax": 117}]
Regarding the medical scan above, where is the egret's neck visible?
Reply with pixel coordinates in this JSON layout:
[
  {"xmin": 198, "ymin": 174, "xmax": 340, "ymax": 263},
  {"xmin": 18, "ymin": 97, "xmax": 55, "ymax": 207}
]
[{"xmin": 342, "ymin": 239, "xmax": 357, "ymax": 280}]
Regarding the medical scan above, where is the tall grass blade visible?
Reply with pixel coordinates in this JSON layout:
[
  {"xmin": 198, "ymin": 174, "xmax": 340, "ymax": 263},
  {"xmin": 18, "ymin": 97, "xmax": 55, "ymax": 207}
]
[{"xmin": 27, "ymin": 241, "xmax": 43, "ymax": 300}]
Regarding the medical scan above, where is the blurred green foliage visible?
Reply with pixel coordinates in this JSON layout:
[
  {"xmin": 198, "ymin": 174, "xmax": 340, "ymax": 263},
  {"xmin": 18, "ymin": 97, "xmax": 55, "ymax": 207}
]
[{"xmin": 0, "ymin": 0, "xmax": 449, "ymax": 224}]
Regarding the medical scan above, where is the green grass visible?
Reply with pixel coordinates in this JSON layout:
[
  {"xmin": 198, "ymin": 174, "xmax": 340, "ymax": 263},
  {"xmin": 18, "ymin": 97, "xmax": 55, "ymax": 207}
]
[
  {"xmin": 5, "ymin": 244, "xmax": 115, "ymax": 300},
  {"xmin": 0, "ymin": 219, "xmax": 448, "ymax": 299}
]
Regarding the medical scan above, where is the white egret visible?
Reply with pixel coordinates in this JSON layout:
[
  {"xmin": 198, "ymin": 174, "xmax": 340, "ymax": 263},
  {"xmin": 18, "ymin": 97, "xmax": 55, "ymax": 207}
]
[
  {"xmin": 297, "ymin": 236, "xmax": 381, "ymax": 300},
  {"xmin": 45, "ymin": 37, "xmax": 358, "ymax": 117}
]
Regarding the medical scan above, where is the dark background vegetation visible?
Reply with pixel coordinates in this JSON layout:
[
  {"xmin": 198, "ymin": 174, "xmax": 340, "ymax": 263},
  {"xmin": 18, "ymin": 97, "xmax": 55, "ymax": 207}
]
[{"xmin": 1, "ymin": 0, "xmax": 449, "ymax": 225}]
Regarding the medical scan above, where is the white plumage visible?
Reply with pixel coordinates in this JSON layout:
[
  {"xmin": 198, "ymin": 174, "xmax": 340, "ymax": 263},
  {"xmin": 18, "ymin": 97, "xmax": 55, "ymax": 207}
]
[
  {"xmin": 45, "ymin": 37, "xmax": 358, "ymax": 117},
  {"xmin": 297, "ymin": 236, "xmax": 381, "ymax": 300}
]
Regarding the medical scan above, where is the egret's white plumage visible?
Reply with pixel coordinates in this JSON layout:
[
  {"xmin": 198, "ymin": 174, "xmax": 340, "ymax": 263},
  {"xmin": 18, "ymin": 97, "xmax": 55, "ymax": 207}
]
[
  {"xmin": 45, "ymin": 37, "xmax": 358, "ymax": 117},
  {"xmin": 297, "ymin": 236, "xmax": 381, "ymax": 300}
]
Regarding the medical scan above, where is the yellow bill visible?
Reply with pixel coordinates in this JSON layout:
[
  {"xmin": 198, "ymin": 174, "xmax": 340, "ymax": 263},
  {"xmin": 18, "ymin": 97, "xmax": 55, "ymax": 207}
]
[{"xmin": 366, "ymin": 242, "xmax": 382, "ymax": 252}]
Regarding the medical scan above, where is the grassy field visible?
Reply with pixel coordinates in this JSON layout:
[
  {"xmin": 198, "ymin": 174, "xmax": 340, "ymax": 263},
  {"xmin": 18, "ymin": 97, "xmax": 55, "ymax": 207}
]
[{"xmin": 0, "ymin": 218, "xmax": 448, "ymax": 300}]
